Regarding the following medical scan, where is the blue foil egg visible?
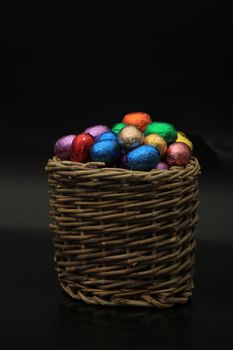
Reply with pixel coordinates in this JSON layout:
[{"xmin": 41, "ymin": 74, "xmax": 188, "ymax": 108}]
[
  {"xmin": 127, "ymin": 145, "xmax": 160, "ymax": 171},
  {"xmin": 90, "ymin": 140, "xmax": 121, "ymax": 164},
  {"xmin": 96, "ymin": 131, "xmax": 118, "ymax": 142}
]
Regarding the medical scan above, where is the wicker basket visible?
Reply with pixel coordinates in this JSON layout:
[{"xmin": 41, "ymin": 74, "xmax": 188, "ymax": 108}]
[{"xmin": 45, "ymin": 156, "xmax": 201, "ymax": 308}]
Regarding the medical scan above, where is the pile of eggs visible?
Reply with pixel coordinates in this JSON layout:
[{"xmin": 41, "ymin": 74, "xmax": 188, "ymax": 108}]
[{"xmin": 54, "ymin": 112, "xmax": 193, "ymax": 171}]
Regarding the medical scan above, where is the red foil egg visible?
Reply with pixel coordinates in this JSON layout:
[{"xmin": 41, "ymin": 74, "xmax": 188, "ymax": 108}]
[
  {"xmin": 166, "ymin": 142, "xmax": 192, "ymax": 166},
  {"xmin": 71, "ymin": 133, "xmax": 95, "ymax": 162}
]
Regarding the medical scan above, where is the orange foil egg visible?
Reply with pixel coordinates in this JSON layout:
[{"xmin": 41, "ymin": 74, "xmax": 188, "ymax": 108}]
[
  {"xmin": 122, "ymin": 112, "xmax": 152, "ymax": 132},
  {"xmin": 71, "ymin": 132, "xmax": 95, "ymax": 162}
]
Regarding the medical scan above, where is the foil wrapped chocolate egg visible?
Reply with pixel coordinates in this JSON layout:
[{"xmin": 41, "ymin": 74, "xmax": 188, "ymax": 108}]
[
  {"xmin": 127, "ymin": 145, "xmax": 160, "ymax": 171},
  {"xmin": 166, "ymin": 142, "xmax": 192, "ymax": 166},
  {"xmin": 118, "ymin": 125, "xmax": 144, "ymax": 150},
  {"xmin": 122, "ymin": 112, "xmax": 152, "ymax": 132},
  {"xmin": 176, "ymin": 131, "xmax": 193, "ymax": 150},
  {"xmin": 90, "ymin": 140, "xmax": 121, "ymax": 165},
  {"xmin": 96, "ymin": 131, "xmax": 118, "ymax": 142},
  {"xmin": 144, "ymin": 122, "xmax": 177, "ymax": 144},
  {"xmin": 84, "ymin": 125, "xmax": 110, "ymax": 140},
  {"xmin": 111, "ymin": 122, "xmax": 126, "ymax": 134},
  {"xmin": 156, "ymin": 161, "xmax": 170, "ymax": 170},
  {"xmin": 118, "ymin": 149, "xmax": 128, "ymax": 168},
  {"xmin": 71, "ymin": 133, "xmax": 95, "ymax": 162},
  {"xmin": 144, "ymin": 133, "xmax": 167, "ymax": 156},
  {"xmin": 54, "ymin": 134, "xmax": 76, "ymax": 160}
]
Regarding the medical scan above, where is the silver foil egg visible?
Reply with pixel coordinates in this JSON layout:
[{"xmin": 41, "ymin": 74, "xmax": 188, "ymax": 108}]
[{"xmin": 118, "ymin": 125, "xmax": 144, "ymax": 150}]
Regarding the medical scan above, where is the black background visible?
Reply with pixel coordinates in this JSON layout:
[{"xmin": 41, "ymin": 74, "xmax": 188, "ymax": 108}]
[{"xmin": 0, "ymin": 2, "xmax": 233, "ymax": 349}]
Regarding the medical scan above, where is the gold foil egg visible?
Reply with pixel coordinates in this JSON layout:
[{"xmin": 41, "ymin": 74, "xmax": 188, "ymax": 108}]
[
  {"xmin": 176, "ymin": 131, "xmax": 193, "ymax": 150},
  {"xmin": 118, "ymin": 125, "xmax": 144, "ymax": 150},
  {"xmin": 144, "ymin": 133, "xmax": 167, "ymax": 156}
]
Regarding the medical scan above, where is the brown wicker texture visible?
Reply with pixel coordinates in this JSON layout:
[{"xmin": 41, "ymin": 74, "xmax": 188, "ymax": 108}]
[{"xmin": 45, "ymin": 156, "xmax": 201, "ymax": 308}]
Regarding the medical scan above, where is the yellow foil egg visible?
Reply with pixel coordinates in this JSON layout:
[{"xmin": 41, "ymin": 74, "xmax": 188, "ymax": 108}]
[
  {"xmin": 144, "ymin": 133, "xmax": 167, "ymax": 156},
  {"xmin": 176, "ymin": 131, "xmax": 193, "ymax": 150}
]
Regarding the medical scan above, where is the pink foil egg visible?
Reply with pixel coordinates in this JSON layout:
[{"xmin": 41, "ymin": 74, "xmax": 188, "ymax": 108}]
[{"xmin": 166, "ymin": 142, "xmax": 192, "ymax": 166}]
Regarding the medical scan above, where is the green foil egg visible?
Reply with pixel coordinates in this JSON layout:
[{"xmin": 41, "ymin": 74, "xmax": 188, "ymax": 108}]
[
  {"xmin": 144, "ymin": 122, "xmax": 177, "ymax": 144},
  {"xmin": 111, "ymin": 122, "xmax": 126, "ymax": 134}
]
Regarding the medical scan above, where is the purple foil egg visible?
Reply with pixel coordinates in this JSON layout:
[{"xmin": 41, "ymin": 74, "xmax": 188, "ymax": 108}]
[
  {"xmin": 54, "ymin": 134, "xmax": 76, "ymax": 160},
  {"xmin": 119, "ymin": 150, "xmax": 128, "ymax": 168},
  {"xmin": 156, "ymin": 161, "xmax": 170, "ymax": 170},
  {"xmin": 84, "ymin": 125, "xmax": 110, "ymax": 140}
]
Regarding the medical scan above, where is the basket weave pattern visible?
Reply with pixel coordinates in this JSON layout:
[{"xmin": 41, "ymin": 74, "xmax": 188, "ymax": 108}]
[{"xmin": 46, "ymin": 156, "xmax": 200, "ymax": 308}]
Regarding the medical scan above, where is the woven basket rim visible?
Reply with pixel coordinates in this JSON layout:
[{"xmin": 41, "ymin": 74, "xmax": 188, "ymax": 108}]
[{"xmin": 45, "ymin": 156, "xmax": 200, "ymax": 180}]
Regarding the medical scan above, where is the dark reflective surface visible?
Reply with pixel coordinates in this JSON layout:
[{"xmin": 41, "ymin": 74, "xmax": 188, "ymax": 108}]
[
  {"xmin": 1, "ymin": 233, "xmax": 232, "ymax": 349},
  {"xmin": 1, "ymin": 3, "xmax": 233, "ymax": 348},
  {"xmin": 56, "ymin": 295, "xmax": 195, "ymax": 349}
]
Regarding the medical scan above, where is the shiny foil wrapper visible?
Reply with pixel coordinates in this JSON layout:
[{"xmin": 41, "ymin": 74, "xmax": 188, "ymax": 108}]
[
  {"xmin": 111, "ymin": 122, "xmax": 126, "ymax": 134},
  {"xmin": 122, "ymin": 112, "xmax": 152, "ymax": 132},
  {"xmin": 144, "ymin": 122, "xmax": 177, "ymax": 144},
  {"xmin": 156, "ymin": 161, "xmax": 169, "ymax": 170},
  {"xmin": 84, "ymin": 125, "xmax": 110, "ymax": 140},
  {"xmin": 176, "ymin": 131, "xmax": 193, "ymax": 150},
  {"xmin": 127, "ymin": 145, "xmax": 160, "ymax": 171},
  {"xmin": 166, "ymin": 142, "xmax": 192, "ymax": 166},
  {"xmin": 71, "ymin": 133, "xmax": 95, "ymax": 162},
  {"xmin": 118, "ymin": 149, "xmax": 127, "ymax": 168},
  {"xmin": 118, "ymin": 125, "xmax": 144, "ymax": 150},
  {"xmin": 90, "ymin": 140, "xmax": 121, "ymax": 164},
  {"xmin": 96, "ymin": 131, "xmax": 118, "ymax": 142},
  {"xmin": 144, "ymin": 134, "xmax": 167, "ymax": 156},
  {"xmin": 54, "ymin": 134, "xmax": 76, "ymax": 160}
]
